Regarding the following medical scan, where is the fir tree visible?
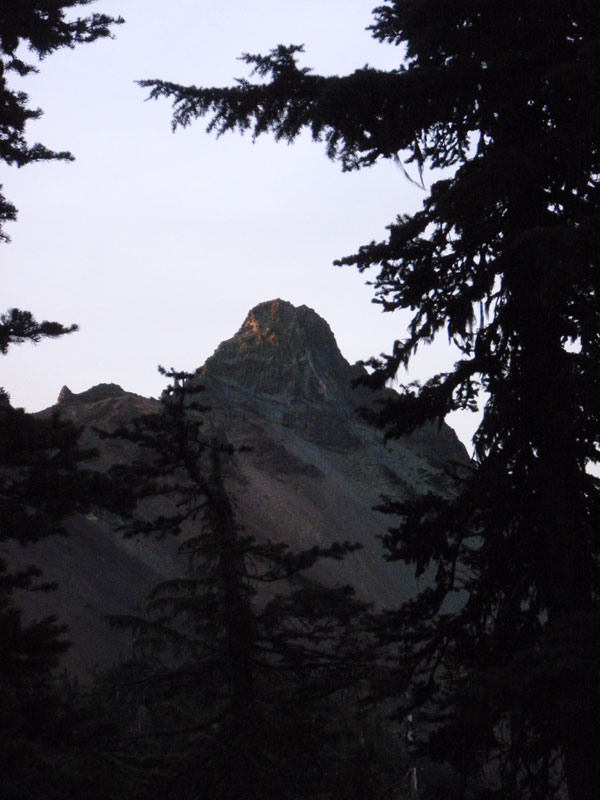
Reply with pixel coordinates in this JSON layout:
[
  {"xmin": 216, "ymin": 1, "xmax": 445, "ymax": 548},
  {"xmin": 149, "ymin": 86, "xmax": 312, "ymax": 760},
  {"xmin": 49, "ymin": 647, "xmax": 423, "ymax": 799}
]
[
  {"xmin": 0, "ymin": 5, "xmax": 123, "ymax": 795},
  {"xmin": 0, "ymin": 1, "xmax": 123, "ymax": 377},
  {"xmin": 100, "ymin": 368, "xmax": 392, "ymax": 800},
  {"xmin": 0, "ymin": 0, "xmax": 123, "ymax": 242},
  {"xmin": 0, "ymin": 399, "xmax": 114, "ymax": 799},
  {"xmin": 138, "ymin": 4, "xmax": 600, "ymax": 797},
  {"xmin": 0, "ymin": 0, "xmax": 124, "ymax": 628}
]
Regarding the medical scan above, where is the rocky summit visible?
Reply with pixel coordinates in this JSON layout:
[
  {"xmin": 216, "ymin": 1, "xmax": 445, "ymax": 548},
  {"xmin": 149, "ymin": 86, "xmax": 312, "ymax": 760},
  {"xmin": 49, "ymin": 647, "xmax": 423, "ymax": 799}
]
[
  {"xmin": 197, "ymin": 299, "xmax": 380, "ymax": 450},
  {"xmin": 15, "ymin": 300, "xmax": 469, "ymax": 676},
  {"xmin": 201, "ymin": 299, "xmax": 359, "ymax": 403}
]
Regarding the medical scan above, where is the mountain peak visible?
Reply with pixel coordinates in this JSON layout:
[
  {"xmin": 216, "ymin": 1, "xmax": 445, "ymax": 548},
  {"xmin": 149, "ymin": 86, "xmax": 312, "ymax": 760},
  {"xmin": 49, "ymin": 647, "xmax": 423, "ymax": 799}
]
[
  {"xmin": 57, "ymin": 383, "xmax": 127, "ymax": 405},
  {"xmin": 201, "ymin": 299, "xmax": 356, "ymax": 405}
]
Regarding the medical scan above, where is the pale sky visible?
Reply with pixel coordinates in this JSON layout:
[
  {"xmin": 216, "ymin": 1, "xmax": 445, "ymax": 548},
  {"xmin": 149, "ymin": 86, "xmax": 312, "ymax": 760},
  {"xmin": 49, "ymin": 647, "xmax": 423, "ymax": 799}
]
[{"xmin": 2, "ymin": 0, "xmax": 479, "ymax": 449}]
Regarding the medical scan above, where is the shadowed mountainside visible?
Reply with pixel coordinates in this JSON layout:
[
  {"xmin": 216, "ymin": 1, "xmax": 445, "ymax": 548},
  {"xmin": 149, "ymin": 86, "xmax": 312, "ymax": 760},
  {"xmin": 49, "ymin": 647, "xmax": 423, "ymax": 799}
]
[{"xmin": 13, "ymin": 300, "xmax": 469, "ymax": 677}]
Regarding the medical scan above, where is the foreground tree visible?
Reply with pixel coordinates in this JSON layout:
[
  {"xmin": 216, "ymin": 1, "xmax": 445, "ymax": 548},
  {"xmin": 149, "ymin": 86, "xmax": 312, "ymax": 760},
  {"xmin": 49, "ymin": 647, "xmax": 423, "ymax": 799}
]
[
  {"xmin": 99, "ymin": 369, "xmax": 401, "ymax": 800},
  {"xmin": 0, "ymin": 0, "xmax": 123, "ymax": 639},
  {"xmin": 139, "ymin": 4, "xmax": 600, "ymax": 798},
  {"xmin": 0, "ymin": 1, "xmax": 124, "ymax": 382},
  {"xmin": 0, "ymin": 399, "xmax": 115, "ymax": 799},
  {"xmin": 0, "ymin": 5, "xmax": 123, "ymax": 795},
  {"xmin": 0, "ymin": 0, "xmax": 123, "ymax": 241}
]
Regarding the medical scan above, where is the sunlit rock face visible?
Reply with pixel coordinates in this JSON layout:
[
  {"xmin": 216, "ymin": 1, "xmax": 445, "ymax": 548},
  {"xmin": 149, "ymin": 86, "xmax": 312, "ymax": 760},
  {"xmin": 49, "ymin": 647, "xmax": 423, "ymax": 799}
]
[
  {"xmin": 198, "ymin": 299, "xmax": 369, "ymax": 449},
  {"xmin": 190, "ymin": 299, "xmax": 468, "ymax": 604},
  {"xmin": 14, "ymin": 300, "xmax": 469, "ymax": 677},
  {"xmin": 202, "ymin": 299, "xmax": 356, "ymax": 404},
  {"xmin": 197, "ymin": 298, "xmax": 466, "ymax": 458}
]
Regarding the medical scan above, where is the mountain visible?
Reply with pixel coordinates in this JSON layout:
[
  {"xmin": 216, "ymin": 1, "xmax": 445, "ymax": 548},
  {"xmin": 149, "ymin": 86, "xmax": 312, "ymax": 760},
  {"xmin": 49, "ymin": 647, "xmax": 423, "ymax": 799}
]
[{"xmin": 13, "ymin": 299, "xmax": 469, "ymax": 677}]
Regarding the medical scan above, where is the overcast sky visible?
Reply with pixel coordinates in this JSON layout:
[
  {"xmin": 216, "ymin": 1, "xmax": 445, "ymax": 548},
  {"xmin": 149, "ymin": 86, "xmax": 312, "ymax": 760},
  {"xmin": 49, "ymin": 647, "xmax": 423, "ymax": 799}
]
[{"xmin": 3, "ymin": 0, "xmax": 479, "ymax": 448}]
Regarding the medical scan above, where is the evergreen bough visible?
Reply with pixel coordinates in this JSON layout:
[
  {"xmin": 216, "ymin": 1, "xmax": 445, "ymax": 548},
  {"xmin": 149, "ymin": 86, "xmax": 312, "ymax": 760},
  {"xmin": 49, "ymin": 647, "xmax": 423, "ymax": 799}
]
[
  {"xmin": 138, "ymin": 4, "xmax": 600, "ymax": 797},
  {"xmin": 102, "ymin": 369, "xmax": 395, "ymax": 800}
]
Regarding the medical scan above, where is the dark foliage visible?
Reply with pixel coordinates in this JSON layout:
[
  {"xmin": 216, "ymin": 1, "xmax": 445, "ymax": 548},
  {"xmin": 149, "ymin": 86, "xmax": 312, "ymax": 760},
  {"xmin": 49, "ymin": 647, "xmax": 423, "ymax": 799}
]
[
  {"xmin": 0, "ymin": 0, "xmax": 123, "ymax": 624},
  {"xmin": 139, "ymin": 4, "xmax": 600, "ymax": 798},
  {"xmin": 0, "ymin": 2, "xmax": 123, "ymax": 352},
  {"xmin": 98, "ymin": 368, "xmax": 398, "ymax": 799},
  {"xmin": 0, "ymin": 0, "xmax": 123, "ymax": 242},
  {"xmin": 0, "ymin": 307, "xmax": 77, "ymax": 359},
  {"xmin": 0, "ymin": 399, "xmax": 120, "ymax": 799},
  {"xmin": 0, "ymin": 6, "xmax": 123, "ymax": 795}
]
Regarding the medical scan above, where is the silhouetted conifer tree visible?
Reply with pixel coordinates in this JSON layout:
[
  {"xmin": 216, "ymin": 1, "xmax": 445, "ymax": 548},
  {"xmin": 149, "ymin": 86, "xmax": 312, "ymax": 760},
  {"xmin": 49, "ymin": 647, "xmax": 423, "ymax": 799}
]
[
  {"xmin": 138, "ymin": 4, "xmax": 600, "ymax": 797},
  {"xmin": 0, "ymin": 1, "xmax": 123, "ymax": 242},
  {"xmin": 0, "ymin": 399, "xmax": 118, "ymax": 799},
  {"xmin": 0, "ymin": 5, "xmax": 123, "ymax": 795},
  {"xmin": 0, "ymin": 1, "xmax": 123, "ymax": 380},
  {"xmin": 100, "ymin": 368, "xmax": 395, "ymax": 800},
  {"xmin": 0, "ymin": 0, "xmax": 124, "ymax": 635}
]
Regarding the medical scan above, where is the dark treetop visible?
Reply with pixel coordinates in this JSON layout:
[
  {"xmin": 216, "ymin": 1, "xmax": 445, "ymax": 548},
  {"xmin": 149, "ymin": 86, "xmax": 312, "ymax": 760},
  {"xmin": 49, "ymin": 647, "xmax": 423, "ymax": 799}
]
[{"xmin": 139, "ymin": 4, "xmax": 600, "ymax": 798}]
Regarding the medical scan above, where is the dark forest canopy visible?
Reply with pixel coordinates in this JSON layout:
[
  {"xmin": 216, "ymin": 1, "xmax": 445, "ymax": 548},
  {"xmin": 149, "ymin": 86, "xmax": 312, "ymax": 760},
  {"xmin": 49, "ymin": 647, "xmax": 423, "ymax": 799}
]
[
  {"xmin": 139, "ymin": 3, "xmax": 600, "ymax": 798},
  {"xmin": 99, "ymin": 368, "xmax": 391, "ymax": 800}
]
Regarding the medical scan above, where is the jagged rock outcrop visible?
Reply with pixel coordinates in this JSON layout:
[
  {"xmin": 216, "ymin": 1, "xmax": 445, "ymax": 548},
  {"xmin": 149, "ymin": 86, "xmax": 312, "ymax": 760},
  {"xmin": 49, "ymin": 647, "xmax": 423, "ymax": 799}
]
[
  {"xmin": 198, "ymin": 299, "xmax": 367, "ymax": 448},
  {"xmin": 14, "ymin": 300, "xmax": 469, "ymax": 676},
  {"xmin": 57, "ymin": 382, "xmax": 128, "ymax": 405},
  {"xmin": 197, "ymin": 299, "xmax": 466, "ymax": 458},
  {"xmin": 202, "ymin": 299, "xmax": 358, "ymax": 404}
]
